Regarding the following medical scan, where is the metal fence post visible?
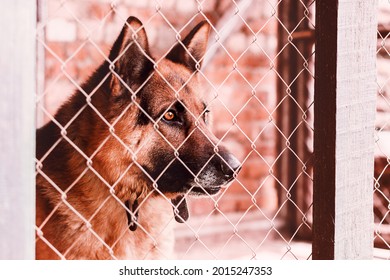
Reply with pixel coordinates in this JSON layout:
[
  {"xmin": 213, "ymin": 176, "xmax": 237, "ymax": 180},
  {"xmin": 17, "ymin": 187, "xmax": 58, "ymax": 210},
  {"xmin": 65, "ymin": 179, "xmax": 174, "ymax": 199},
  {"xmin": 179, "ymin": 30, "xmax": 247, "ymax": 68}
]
[
  {"xmin": 0, "ymin": 0, "xmax": 36, "ymax": 259},
  {"xmin": 313, "ymin": 0, "xmax": 378, "ymax": 259}
]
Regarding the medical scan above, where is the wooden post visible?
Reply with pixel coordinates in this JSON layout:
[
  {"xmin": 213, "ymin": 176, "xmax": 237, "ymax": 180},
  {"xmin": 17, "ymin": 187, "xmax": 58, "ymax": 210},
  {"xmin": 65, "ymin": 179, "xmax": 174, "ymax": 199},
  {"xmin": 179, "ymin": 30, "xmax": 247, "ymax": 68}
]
[
  {"xmin": 0, "ymin": 1, "xmax": 36, "ymax": 259},
  {"xmin": 276, "ymin": 0, "xmax": 314, "ymax": 240},
  {"xmin": 313, "ymin": 0, "xmax": 378, "ymax": 259}
]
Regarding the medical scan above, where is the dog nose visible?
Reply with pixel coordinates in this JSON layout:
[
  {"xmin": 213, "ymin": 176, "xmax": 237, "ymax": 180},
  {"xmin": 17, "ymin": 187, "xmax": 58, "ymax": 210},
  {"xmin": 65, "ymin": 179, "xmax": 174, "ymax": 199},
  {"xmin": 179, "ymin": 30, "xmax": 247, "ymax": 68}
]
[{"xmin": 220, "ymin": 153, "xmax": 241, "ymax": 178}]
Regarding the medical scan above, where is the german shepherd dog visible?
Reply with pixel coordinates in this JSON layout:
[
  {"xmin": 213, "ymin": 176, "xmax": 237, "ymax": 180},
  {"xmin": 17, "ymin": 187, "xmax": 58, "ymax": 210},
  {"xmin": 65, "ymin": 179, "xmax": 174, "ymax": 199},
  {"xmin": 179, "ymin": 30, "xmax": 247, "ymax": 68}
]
[{"xmin": 36, "ymin": 16, "xmax": 241, "ymax": 259}]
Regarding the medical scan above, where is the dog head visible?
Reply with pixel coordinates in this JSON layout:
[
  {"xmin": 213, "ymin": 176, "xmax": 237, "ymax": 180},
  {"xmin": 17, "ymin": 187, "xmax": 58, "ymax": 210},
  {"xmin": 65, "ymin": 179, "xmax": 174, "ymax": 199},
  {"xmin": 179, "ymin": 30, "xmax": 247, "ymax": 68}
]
[{"xmin": 105, "ymin": 17, "xmax": 241, "ymax": 223}]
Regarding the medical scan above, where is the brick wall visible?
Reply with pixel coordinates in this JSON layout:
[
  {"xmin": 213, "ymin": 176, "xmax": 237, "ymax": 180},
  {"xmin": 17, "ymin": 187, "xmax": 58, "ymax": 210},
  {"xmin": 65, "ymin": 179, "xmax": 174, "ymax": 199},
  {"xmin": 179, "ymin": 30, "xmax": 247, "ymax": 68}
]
[{"xmin": 38, "ymin": 0, "xmax": 279, "ymax": 216}]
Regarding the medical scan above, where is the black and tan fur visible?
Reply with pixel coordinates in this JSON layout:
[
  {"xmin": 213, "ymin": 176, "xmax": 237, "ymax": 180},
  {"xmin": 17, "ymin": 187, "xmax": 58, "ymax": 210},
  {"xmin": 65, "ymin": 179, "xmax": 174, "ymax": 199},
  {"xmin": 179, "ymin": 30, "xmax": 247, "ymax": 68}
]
[{"xmin": 36, "ymin": 16, "xmax": 240, "ymax": 260}]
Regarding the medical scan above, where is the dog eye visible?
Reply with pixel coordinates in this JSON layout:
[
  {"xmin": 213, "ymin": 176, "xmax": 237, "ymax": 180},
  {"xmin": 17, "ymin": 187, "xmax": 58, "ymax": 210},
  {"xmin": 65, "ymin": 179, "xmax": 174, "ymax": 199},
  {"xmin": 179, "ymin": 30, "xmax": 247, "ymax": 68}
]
[{"xmin": 163, "ymin": 110, "xmax": 177, "ymax": 122}]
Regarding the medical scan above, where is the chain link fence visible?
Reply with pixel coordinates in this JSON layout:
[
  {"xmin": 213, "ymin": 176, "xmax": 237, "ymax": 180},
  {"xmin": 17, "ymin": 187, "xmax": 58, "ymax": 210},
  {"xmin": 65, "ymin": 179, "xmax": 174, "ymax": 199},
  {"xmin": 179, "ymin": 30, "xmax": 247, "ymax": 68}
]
[
  {"xmin": 34, "ymin": 0, "xmax": 390, "ymax": 261},
  {"xmin": 35, "ymin": 0, "xmax": 316, "ymax": 260},
  {"xmin": 375, "ymin": 0, "xmax": 390, "ymax": 255}
]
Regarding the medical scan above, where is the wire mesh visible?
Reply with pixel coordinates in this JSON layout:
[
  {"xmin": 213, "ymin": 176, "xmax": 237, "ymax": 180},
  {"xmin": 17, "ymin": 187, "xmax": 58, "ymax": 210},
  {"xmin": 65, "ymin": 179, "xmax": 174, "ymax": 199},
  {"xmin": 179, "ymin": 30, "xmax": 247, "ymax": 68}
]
[
  {"xmin": 35, "ymin": 0, "xmax": 315, "ymax": 260},
  {"xmin": 374, "ymin": 0, "xmax": 390, "ymax": 258}
]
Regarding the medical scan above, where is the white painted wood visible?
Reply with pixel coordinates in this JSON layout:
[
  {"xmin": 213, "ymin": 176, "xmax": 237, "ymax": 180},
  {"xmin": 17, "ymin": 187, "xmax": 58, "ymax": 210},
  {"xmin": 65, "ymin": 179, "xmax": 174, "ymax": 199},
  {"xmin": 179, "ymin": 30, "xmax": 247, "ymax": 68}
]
[
  {"xmin": 0, "ymin": 1, "xmax": 36, "ymax": 259},
  {"xmin": 334, "ymin": 0, "xmax": 378, "ymax": 259}
]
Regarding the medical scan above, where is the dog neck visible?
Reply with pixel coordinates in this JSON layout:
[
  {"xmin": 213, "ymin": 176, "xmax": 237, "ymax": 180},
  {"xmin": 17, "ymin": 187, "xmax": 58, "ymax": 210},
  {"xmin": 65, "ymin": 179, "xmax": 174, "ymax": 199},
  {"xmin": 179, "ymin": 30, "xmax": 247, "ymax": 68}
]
[{"xmin": 125, "ymin": 199, "xmax": 139, "ymax": 231}]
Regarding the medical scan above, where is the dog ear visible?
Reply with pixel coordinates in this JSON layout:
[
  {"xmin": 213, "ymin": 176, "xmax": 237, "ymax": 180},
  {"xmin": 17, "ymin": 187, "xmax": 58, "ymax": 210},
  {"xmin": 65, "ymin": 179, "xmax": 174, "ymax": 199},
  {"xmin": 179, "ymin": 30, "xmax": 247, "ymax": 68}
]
[
  {"xmin": 109, "ymin": 16, "xmax": 154, "ymax": 96},
  {"xmin": 166, "ymin": 21, "xmax": 210, "ymax": 72}
]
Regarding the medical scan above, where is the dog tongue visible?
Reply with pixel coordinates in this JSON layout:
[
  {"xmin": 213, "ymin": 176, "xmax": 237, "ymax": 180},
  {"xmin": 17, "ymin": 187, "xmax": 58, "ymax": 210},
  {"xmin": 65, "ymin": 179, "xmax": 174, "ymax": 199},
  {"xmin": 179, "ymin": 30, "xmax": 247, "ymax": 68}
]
[{"xmin": 171, "ymin": 195, "xmax": 189, "ymax": 223}]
